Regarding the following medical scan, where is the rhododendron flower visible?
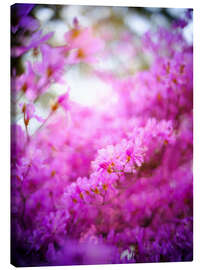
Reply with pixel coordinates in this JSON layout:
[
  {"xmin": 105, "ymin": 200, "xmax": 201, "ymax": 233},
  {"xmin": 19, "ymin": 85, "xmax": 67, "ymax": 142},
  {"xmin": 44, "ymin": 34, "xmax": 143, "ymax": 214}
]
[
  {"xmin": 19, "ymin": 103, "xmax": 44, "ymax": 124},
  {"xmin": 57, "ymin": 89, "xmax": 70, "ymax": 111},
  {"xmin": 172, "ymin": 19, "xmax": 187, "ymax": 29},
  {"xmin": 11, "ymin": 5, "xmax": 193, "ymax": 267},
  {"xmin": 14, "ymin": 61, "xmax": 38, "ymax": 101},
  {"xmin": 64, "ymin": 27, "xmax": 104, "ymax": 64},
  {"xmin": 34, "ymin": 44, "xmax": 66, "ymax": 88}
]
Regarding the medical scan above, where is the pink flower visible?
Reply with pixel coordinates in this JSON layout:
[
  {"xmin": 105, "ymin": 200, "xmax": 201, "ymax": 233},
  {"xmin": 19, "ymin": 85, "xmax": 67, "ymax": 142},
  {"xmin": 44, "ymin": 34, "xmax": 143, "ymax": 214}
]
[
  {"xmin": 64, "ymin": 27, "xmax": 104, "ymax": 64},
  {"xmin": 15, "ymin": 61, "xmax": 38, "ymax": 101},
  {"xmin": 34, "ymin": 44, "xmax": 66, "ymax": 89},
  {"xmin": 11, "ymin": 13, "xmax": 193, "ymax": 266},
  {"xmin": 11, "ymin": 124, "xmax": 26, "ymax": 158},
  {"xmin": 19, "ymin": 103, "xmax": 44, "ymax": 125},
  {"xmin": 57, "ymin": 89, "xmax": 70, "ymax": 111}
]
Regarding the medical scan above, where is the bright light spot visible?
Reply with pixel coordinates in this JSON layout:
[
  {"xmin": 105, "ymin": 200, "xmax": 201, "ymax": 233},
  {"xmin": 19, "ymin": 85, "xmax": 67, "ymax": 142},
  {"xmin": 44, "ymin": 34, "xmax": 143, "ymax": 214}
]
[
  {"xmin": 120, "ymin": 246, "xmax": 135, "ymax": 261},
  {"xmin": 65, "ymin": 67, "xmax": 115, "ymax": 109},
  {"xmin": 183, "ymin": 22, "xmax": 193, "ymax": 44},
  {"xmin": 44, "ymin": 20, "xmax": 68, "ymax": 45},
  {"xmin": 167, "ymin": 8, "xmax": 187, "ymax": 18},
  {"xmin": 151, "ymin": 13, "xmax": 169, "ymax": 28},
  {"xmin": 86, "ymin": 7, "xmax": 111, "ymax": 23},
  {"xmin": 61, "ymin": 5, "xmax": 91, "ymax": 27},
  {"xmin": 35, "ymin": 8, "xmax": 54, "ymax": 22},
  {"xmin": 125, "ymin": 14, "xmax": 151, "ymax": 35}
]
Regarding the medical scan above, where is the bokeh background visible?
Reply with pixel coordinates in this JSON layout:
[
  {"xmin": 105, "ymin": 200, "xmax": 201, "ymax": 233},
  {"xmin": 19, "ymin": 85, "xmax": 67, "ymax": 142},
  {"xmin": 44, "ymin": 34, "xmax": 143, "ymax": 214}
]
[{"xmin": 11, "ymin": 5, "xmax": 193, "ymax": 134}]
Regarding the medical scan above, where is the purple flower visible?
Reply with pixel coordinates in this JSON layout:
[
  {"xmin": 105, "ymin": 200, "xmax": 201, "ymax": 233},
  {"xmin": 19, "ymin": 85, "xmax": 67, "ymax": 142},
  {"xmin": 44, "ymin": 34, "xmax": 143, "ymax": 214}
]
[
  {"xmin": 11, "ymin": 11, "xmax": 193, "ymax": 266},
  {"xmin": 34, "ymin": 44, "xmax": 66, "ymax": 89},
  {"xmin": 11, "ymin": 4, "xmax": 39, "ymax": 34},
  {"xmin": 11, "ymin": 30, "xmax": 54, "ymax": 57}
]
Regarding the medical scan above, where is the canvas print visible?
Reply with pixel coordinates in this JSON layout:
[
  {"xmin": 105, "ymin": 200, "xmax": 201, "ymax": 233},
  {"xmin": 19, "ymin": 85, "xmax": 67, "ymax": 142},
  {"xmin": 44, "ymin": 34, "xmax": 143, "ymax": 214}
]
[{"xmin": 11, "ymin": 4, "xmax": 193, "ymax": 267}]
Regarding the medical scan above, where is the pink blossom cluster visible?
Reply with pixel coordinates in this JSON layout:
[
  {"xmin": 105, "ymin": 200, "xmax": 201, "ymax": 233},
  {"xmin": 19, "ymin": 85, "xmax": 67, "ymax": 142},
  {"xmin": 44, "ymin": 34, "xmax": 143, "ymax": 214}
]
[{"xmin": 11, "ymin": 5, "xmax": 193, "ymax": 266}]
